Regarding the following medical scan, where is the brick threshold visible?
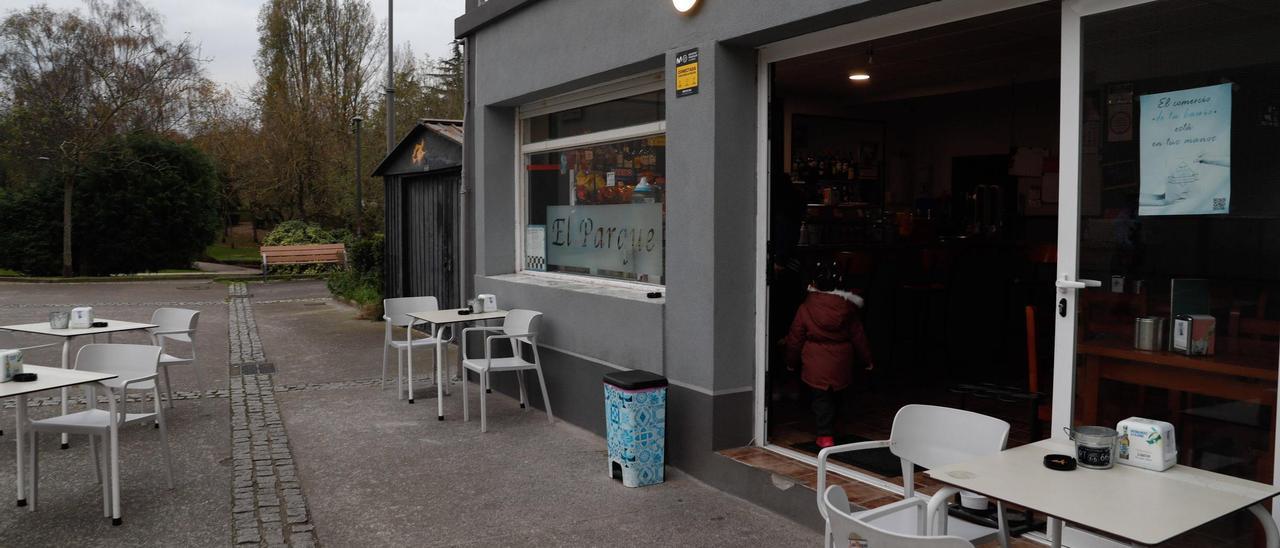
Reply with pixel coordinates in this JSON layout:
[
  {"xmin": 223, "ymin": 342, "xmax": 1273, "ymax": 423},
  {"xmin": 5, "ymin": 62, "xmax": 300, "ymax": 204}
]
[{"xmin": 717, "ymin": 446, "xmax": 1045, "ymax": 548}]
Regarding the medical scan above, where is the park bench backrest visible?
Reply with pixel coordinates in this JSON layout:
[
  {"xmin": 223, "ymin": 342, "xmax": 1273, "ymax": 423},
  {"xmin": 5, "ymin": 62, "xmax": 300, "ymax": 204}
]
[{"xmin": 259, "ymin": 244, "xmax": 347, "ymax": 277}]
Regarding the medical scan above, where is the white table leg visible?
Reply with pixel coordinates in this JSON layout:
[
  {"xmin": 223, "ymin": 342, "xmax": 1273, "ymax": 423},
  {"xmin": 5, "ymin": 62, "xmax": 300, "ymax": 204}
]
[
  {"xmin": 60, "ymin": 339, "xmax": 70, "ymax": 449},
  {"xmin": 15, "ymin": 394, "xmax": 26, "ymax": 508},
  {"xmin": 435, "ymin": 325, "xmax": 446, "ymax": 421},
  {"xmin": 406, "ymin": 324, "xmax": 414, "ymax": 404},
  {"xmin": 1048, "ymin": 517, "xmax": 1064, "ymax": 548},
  {"xmin": 925, "ymin": 486, "xmax": 959, "ymax": 535},
  {"xmin": 108, "ymin": 389, "xmax": 121, "ymax": 525},
  {"xmin": 1248, "ymin": 503, "xmax": 1278, "ymax": 548}
]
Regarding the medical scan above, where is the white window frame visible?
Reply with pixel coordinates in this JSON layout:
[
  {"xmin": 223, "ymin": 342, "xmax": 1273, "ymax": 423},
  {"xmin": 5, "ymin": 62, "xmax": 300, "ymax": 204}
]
[
  {"xmin": 515, "ymin": 71, "xmax": 668, "ymax": 288},
  {"xmin": 753, "ymin": 0, "xmax": 1050, "ymax": 461}
]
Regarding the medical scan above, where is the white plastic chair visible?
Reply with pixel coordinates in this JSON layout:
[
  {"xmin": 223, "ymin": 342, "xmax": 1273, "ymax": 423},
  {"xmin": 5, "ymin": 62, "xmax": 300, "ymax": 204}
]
[
  {"xmin": 146, "ymin": 308, "xmax": 200, "ymax": 408},
  {"xmin": 25, "ymin": 343, "xmax": 174, "ymax": 525},
  {"xmin": 382, "ymin": 296, "xmax": 451, "ymax": 397},
  {"xmin": 461, "ymin": 309, "xmax": 552, "ymax": 432},
  {"xmin": 823, "ymin": 484, "xmax": 976, "ymax": 548},
  {"xmin": 817, "ymin": 404, "xmax": 1011, "ymax": 548}
]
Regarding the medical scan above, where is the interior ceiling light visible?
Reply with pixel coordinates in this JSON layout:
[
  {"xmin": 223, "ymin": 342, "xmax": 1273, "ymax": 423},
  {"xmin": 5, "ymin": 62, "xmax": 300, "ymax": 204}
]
[
  {"xmin": 849, "ymin": 48, "xmax": 874, "ymax": 82},
  {"xmin": 673, "ymin": 0, "xmax": 699, "ymax": 13}
]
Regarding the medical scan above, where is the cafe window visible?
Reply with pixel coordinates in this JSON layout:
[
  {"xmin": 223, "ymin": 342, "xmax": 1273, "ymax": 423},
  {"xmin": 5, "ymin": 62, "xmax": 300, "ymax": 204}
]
[
  {"xmin": 518, "ymin": 75, "xmax": 666, "ymax": 285},
  {"xmin": 1074, "ymin": 0, "xmax": 1280, "ymax": 531}
]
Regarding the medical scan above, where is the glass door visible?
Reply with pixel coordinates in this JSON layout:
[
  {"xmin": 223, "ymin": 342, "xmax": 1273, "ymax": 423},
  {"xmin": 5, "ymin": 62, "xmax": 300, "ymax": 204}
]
[{"xmin": 1058, "ymin": 0, "xmax": 1280, "ymax": 543}]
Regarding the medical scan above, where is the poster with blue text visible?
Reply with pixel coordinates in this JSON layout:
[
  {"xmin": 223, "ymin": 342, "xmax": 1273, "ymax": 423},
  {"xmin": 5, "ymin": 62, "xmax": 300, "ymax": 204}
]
[{"xmin": 1138, "ymin": 83, "xmax": 1231, "ymax": 216}]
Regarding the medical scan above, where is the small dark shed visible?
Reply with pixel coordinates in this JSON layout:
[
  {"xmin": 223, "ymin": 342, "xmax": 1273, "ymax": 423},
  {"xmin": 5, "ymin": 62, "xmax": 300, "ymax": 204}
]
[{"xmin": 374, "ymin": 119, "xmax": 464, "ymax": 305}]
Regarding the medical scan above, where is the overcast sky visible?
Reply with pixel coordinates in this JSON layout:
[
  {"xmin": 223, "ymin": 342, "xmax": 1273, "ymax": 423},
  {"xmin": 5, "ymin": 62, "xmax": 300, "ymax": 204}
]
[{"xmin": 0, "ymin": 0, "xmax": 465, "ymax": 96}]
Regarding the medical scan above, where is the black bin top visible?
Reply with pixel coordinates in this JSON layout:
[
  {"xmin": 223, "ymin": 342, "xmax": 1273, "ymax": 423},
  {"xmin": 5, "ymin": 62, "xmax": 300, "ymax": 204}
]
[{"xmin": 604, "ymin": 370, "xmax": 668, "ymax": 390}]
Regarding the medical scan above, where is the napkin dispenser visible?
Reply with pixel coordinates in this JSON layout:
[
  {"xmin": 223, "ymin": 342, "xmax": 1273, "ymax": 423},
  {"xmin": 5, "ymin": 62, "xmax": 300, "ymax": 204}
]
[
  {"xmin": 1117, "ymin": 417, "xmax": 1176, "ymax": 471},
  {"xmin": 69, "ymin": 306, "xmax": 95, "ymax": 329},
  {"xmin": 477, "ymin": 294, "xmax": 497, "ymax": 313},
  {"xmin": 1, "ymin": 349, "xmax": 22, "ymax": 382},
  {"xmin": 1172, "ymin": 314, "xmax": 1215, "ymax": 356}
]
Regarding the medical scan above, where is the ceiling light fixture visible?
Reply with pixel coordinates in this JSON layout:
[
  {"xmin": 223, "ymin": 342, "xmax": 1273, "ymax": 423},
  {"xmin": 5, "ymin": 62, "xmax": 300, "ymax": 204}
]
[
  {"xmin": 849, "ymin": 48, "xmax": 874, "ymax": 82},
  {"xmin": 673, "ymin": 0, "xmax": 699, "ymax": 14}
]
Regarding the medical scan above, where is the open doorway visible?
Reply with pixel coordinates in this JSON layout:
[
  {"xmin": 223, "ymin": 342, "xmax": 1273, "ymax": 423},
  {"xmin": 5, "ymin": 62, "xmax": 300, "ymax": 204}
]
[{"xmin": 765, "ymin": 2, "xmax": 1062, "ymax": 469}]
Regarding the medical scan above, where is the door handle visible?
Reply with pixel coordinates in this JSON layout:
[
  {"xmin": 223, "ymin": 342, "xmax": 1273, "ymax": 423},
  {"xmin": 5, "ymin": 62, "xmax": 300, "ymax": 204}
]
[{"xmin": 1055, "ymin": 277, "xmax": 1102, "ymax": 290}]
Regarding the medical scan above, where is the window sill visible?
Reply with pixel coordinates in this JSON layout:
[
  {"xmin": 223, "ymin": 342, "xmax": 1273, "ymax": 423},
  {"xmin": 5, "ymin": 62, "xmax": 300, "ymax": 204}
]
[{"xmin": 485, "ymin": 272, "xmax": 665, "ymax": 304}]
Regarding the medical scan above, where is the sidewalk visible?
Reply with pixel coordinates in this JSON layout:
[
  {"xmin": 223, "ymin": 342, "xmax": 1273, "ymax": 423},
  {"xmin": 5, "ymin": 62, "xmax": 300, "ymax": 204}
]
[{"xmin": 0, "ymin": 279, "xmax": 819, "ymax": 546}]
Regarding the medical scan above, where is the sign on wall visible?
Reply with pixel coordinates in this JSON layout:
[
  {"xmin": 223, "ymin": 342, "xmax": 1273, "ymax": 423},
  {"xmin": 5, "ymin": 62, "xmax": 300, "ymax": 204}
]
[
  {"xmin": 545, "ymin": 204, "xmax": 664, "ymax": 283},
  {"xmin": 525, "ymin": 225, "xmax": 546, "ymax": 271},
  {"xmin": 675, "ymin": 48, "xmax": 699, "ymax": 98},
  {"xmin": 1138, "ymin": 83, "xmax": 1232, "ymax": 216}
]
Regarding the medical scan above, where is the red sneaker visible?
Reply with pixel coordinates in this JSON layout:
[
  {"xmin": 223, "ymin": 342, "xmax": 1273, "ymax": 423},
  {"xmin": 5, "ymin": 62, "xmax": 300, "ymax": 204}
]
[{"xmin": 816, "ymin": 436, "xmax": 835, "ymax": 448}]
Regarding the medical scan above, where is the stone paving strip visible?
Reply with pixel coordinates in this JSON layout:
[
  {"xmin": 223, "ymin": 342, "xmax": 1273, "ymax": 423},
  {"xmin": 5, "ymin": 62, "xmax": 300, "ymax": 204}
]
[
  {"xmin": 0, "ymin": 297, "xmax": 328, "ymax": 309},
  {"xmin": 0, "ymin": 300, "xmax": 226, "ymax": 309},
  {"xmin": 228, "ymin": 283, "xmax": 318, "ymax": 548},
  {"xmin": 1, "ymin": 376, "xmax": 432, "ymax": 410}
]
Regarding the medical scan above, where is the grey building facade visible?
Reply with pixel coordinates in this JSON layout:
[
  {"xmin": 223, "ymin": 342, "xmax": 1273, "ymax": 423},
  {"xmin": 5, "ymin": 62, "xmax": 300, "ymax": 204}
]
[
  {"xmin": 450, "ymin": 0, "xmax": 1280, "ymax": 535},
  {"xmin": 450, "ymin": 0, "xmax": 939, "ymax": 525}
]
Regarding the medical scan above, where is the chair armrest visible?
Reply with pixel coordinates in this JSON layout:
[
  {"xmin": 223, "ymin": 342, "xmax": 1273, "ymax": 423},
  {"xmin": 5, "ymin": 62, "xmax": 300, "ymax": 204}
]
[
  {"xmin": 855, "ymin": 495, "xmax": 926, "ymax": 522},
  {"xmin": 150, "ymin": 329, "xmax": 194, "ymax": 336},
  {"xmin": 817, "ymin": 439, "xmax": 891, "ymax": 519},
  {"xmin": 107, "ymin": 373, "xmax": 159, "ymax": 422},
  {"xmin": 484, "ymin": 333, "xmax": 536, "ymax": 361},
  {"xmin": 15, "ymin": 342, "xmax": 60, "ymax": 352},
  {"xmin": 117, "ymin": 374, "xmax": 159, "ymax": 390}
]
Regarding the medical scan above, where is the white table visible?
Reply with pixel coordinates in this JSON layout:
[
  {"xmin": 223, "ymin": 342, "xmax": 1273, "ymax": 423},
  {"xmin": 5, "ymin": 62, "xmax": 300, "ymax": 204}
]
[
  {"xmin": 2, "ymin": 364, "xmax": 117, "ymax": 510},
  {"xmin": 405, "ymin": 309, "xmax": 508, "ymax": 420},
  {"xmin": 925, "ymin": 439, "xmax": 1280, "ymax": 547},
  {"xmin": 2, "ymin": 319, "xmax": 156, "ymax": 447}
]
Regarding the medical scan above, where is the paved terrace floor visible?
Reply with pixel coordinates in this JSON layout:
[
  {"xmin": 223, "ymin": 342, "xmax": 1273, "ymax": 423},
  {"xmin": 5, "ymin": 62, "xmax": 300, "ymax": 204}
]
[{"xmin": 0, "ymin": 279, "xmax": 819, "ymax": 547}]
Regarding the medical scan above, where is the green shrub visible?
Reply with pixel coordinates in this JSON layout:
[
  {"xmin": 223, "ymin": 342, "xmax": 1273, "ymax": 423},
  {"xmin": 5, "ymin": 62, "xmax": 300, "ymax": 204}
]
[
  {"xmin": 0, "ymin": 133, "xmax": 220, "ymax": 276},
  {"xmin": 326, "ymin": 233, "xmax": 384, "ymax": 318},
  {"xmin": 262, "ymin": 220, "xmax": 339, "ymax": 247},
  {"xmin": 348, "ymin": 233, "xmax": 384, "ymax": 285}
]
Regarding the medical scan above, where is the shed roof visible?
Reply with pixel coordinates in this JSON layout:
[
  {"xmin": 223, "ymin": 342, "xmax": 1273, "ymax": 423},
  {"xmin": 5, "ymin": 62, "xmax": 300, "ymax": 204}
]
[{"xmin": 372, "ymin": 119, "xmax": 464, "ymax": 177}]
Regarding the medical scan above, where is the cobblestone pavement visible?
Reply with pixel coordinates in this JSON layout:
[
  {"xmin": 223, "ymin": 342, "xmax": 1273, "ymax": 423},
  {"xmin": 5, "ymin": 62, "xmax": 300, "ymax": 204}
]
[{"xmin": 228, "ymin": 282, "xmax": 317, "ymax": 547}]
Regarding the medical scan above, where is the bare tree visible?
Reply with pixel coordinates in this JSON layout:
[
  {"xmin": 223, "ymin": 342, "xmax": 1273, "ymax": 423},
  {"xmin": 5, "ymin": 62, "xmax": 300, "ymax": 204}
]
[{"xmin": 253, "ymin": 0, "xmax": 382, "ymax": 224}]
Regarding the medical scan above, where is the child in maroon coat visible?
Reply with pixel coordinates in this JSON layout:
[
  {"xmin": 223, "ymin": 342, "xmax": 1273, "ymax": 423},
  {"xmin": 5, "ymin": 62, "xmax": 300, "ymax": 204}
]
[{"xmin": 784, "ymin": 268, "xmax": 874, "ymax": 449}]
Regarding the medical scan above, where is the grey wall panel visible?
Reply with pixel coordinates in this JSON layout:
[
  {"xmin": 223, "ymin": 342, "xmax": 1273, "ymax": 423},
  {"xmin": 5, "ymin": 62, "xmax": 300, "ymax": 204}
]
[
  {"xmin": 474, "ymin": 275, "xmax": 664, "ymax": 375},
  {"xmin": 467, "ymin": 0, "xmax": 943, "ymax": 108}
]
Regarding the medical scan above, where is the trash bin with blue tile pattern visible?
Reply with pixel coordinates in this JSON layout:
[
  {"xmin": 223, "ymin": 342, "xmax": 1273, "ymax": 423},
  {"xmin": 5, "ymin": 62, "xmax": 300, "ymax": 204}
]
[{"xmin": 604, "ymin": 371, "xmax": 668, "ymax": 487}]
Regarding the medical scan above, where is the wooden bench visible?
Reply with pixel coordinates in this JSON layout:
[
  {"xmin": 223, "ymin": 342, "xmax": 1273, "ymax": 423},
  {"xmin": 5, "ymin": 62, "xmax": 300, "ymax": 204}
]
[{"xmin": 259, "ymin": 244, "xmax": 347, "ymax": 279}]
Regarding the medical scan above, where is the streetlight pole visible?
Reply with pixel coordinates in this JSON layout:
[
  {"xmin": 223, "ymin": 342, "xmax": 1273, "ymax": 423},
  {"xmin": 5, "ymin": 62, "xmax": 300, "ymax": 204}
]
[
  {"xmin": 353, "ymin": 116, "xmax": 364, "ymax": 238},
  {"xmin": 385, "ymin": 0, "xmax": 395, "ymax": 153}
]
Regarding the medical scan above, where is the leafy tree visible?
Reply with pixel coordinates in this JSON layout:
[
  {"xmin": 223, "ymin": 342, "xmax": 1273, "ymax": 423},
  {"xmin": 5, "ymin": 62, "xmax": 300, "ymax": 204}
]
[{"xmin": 0, "ymin": 133, "xmax": 220, "ymax": 276}]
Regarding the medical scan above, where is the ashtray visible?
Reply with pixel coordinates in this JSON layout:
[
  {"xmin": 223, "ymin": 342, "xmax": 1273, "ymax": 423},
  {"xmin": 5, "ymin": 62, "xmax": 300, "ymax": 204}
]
[
  {"xmin": 1044, "ymin": 454, "xmax": 1077, "ymax": 471},
  {"xmin": 13, "ymin": 373, "xmax": 37, "ymax": 382},
  {"xmin": 457, "ymin": 309, "xmax": 472, "ymax": 315},
  {"xmin": 91, "ymin": 321, "xmax": 108, "ymax": 328}
]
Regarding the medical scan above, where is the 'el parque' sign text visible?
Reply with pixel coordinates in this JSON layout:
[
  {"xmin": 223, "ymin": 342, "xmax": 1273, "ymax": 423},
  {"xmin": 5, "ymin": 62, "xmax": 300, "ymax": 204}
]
[{"xmin": 546, "ymin": 204, "xmax": 664, "ymax": 283}]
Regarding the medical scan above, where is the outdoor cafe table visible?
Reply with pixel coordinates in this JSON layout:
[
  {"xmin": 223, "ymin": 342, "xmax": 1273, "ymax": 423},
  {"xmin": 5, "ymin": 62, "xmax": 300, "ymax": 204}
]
[
  {"xmin": 1, "ymin": 319, "xmax": 156, "ymax": 447},
  {"xmin": 404, "ymin": 309, "xmax": 508, "ymax": 421},
  {"xmin": 2, "ymin": 364, "xmax": 117, "ymax": 510},
  {"xmin": 924, "ymin": 438, "xmax": 1280, "ymax": 547}
]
